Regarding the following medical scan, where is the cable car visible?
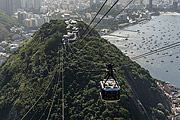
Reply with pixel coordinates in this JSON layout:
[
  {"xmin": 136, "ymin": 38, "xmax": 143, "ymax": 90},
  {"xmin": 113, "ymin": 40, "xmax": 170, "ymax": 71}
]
[
  {"xmin": 100, "ymin": 64, "xmax": 120, "ymax": 102},
  {"xmin": 100, "ymin": 79, "xmax": 120, "ymax": 102}
]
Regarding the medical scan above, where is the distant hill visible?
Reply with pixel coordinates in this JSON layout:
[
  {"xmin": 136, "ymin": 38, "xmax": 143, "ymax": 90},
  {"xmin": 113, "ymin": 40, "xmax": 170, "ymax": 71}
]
[
  {"xmin": 0, "ymin": 20, "xmax": 171, "ymax": 120},
  {"xmin": 0, "ymin": 10, "xmax": 19, "ymax": 41}
]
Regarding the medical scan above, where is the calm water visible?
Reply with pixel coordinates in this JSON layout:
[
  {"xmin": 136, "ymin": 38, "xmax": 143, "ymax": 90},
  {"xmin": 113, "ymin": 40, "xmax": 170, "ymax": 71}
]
[{"xmin": 102, "ymin": 15, "xmax": 180, "ymax": 88}]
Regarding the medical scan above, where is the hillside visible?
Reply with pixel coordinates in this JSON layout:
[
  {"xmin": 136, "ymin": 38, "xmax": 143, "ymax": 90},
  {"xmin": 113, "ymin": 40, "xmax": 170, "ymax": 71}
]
[
  {"xmin": 0, "ymin": 20, "xmax": 171, "ymax": 120},
  {"xmin": 0, "ymin": 10, "xmax": 19, "ymax": 41}
]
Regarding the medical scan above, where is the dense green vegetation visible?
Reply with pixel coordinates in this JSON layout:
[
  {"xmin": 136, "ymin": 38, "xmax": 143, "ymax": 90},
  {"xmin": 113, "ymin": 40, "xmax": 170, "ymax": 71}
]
[
  {"xmin": 0, "ymin": 10, "xmax": 19, "ymax": 41},
  {"xmin": 0, "ymin": 20, "xmax": 170, "ymax": 120},
  {"xmin": 0, "ymin": 11, "xmax": 18, "ymax": 29}
]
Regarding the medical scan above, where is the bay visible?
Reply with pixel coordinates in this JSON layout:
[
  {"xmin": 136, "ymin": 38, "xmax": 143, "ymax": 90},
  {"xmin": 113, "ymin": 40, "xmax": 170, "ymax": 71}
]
[{"xmin": 102, "ymin": 14, "xmax": 180, "ymax": 88}]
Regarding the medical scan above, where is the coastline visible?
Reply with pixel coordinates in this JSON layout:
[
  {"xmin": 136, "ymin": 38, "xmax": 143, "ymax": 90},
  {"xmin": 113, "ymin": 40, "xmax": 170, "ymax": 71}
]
[
  {"xmin": 101, "ymin": 13, "xmax": 180, "ymax": 88},
  {"xmin": 160, "ymin": 12, "xmax": 180, "ymax": 15},
  {"xmin": 100, "ymin": 18, "xmax": 150, "ymax": 36},
  {"xmin": 102, "ymin": 14, "xmax": 180, "ymax": 117},
  {"xmin": 101, "ymin": 11, "xmax": 180, "ymax": 36}
]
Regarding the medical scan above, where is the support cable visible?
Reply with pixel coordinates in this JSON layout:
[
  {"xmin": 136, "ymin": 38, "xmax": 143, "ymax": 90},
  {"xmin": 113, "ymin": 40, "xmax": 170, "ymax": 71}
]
[
  {"xmin": 78, "ymin": 0, "xmax": 132, "ymax": 56},
  {"xmin": 46, "ymin": 46, "xmax": 62, "ymax": 120},
  {"xmin": 143, "ymin": 51, "xmax": 180, "ymax": 61},
  {"xmin": 82, "ymin": 0, "xmax": 108, "ymax": 36},
  {"xmin": 62, "ymin": 45, "xmax": 65, "ymax": 120},
  {"xmin": 83, "ymin": 0, "xmax": 120, "ymax": 40},
  {"xmin": 104, "ymin": 0, "xmax": 134, "ymax": 29},
  {"xmin": 21, "ymin": 71, "xmax": 56, "ymax": 120},
  {"xmin": 30, "ymin": 109, "xmax": 38, "ymax": 120},
  {"xmin": 46, "ymin": 83, "xmax": 58, "ymax": 120},
  {"xmin": 38, "ymin": 104, "xmax": 49, "ymax": 120},
  {"xmin": 21, "ymin": 1, "xmax": 136, "ymax": 118},
  {"xmin": 68, "ymin": 43, "xmax": 104, "ymax": 66},
  {"xmin": 132, "ymin": 41, "xmax": 180, "ymax": 60}
]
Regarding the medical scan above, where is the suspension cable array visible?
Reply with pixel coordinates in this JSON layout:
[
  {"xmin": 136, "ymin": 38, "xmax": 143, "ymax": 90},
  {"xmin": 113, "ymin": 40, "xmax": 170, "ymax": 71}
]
[
  {"xmin": 68, "ymin": 43, "xmax": 104, "ymax": 66},
  {"xmin": 82, "ymin": 0, "xmax": 108, "ymax": 36},
  {"xmin": 46, "ymin": 84, "xmax": 57, "ymax": 119},
  {"xmin": 132, "ymin": 41, "xmax": 180, "ymax": 60},
  {"xmin": 39, "ymin": 104, "xmax": 49, "ymax": 120},
  {"xmin": 46, "ymin": 46, "xmax": 62, "ymax": 120},
  {"xmin": 20, "ymin": 71, "xmax": 56, "ymax": 120},
  {"xmin": 142, "ymin": 51, "xmax": 180, "ymax": 61},
  {"xmin": 83, "ymin": 0, "xmax": 120, "ymax": 39},
  {"xmin": 20, "ymin": 0, "xmax": 137, "ymax": 119},
  {"xmin": 62, "ymin": 44, "xmax": 65, "ymax": 120},
  {"xmin": 104, "ymin": 0, "xmax": 134, "ymax": 29},
  {"xmin": 78, "ymin": 0, "xmax": 133, "ymax": 55}
]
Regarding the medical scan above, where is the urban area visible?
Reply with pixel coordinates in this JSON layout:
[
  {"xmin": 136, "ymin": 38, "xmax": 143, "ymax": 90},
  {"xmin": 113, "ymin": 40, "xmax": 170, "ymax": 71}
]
[
  {"xmin": 0, "ymin": 0, "xmax": 180, "ymax": 119},
  {"xmin": 157, "ymin": 81, "xmax": 180, "ymax": 119}
]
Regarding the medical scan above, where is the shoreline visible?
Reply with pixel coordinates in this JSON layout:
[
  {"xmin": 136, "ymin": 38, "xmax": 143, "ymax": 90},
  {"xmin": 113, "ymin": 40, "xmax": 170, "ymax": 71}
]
[
  {"xmin": 160, "ymin": 12, "xmax": 180, "ymax": 15},
  {"xmin": 101, "ymin": 11, "xmax": 180, "ymax": 36},
  {"xmin": 100, "ymin": 18, "xmax": 150, "ymax": 36},
  {"xmin": 101, "ymin": 13, "xmax": 180, "ymax": 89}
]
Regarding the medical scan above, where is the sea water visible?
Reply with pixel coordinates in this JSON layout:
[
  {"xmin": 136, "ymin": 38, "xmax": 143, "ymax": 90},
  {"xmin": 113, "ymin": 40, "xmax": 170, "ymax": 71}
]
[{"xmin": 102, "ymin": 15, "xmax": 180, "ymax": 88}]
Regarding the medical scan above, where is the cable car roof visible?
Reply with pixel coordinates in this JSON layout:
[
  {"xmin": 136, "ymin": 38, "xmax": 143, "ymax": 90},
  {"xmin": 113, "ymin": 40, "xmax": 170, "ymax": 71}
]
[{"xmin": 100, "ymin": 79, "xmax": 120, "ymax": 91}]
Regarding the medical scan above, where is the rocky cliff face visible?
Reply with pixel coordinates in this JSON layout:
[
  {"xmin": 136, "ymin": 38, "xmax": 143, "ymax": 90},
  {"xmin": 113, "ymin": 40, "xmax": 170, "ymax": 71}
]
[
  {"xmin": 123, "ymin": 65, "xmax": 171, "ymax": 119},
  {"xmin": 0, "ymin": 20, "xmax": 170, "ymax": 120}
]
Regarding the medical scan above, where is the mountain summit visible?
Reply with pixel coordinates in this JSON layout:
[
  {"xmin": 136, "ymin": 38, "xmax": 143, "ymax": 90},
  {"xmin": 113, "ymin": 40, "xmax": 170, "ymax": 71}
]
[{"xmin": 0, "ymin": 20, "xmax": 170, "ymax": 120}]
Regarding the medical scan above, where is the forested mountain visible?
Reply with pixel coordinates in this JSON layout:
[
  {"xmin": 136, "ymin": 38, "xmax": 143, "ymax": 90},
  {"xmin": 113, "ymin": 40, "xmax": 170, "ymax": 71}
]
[
  {"xmin": 0, "ymin": 10, "xmax": 19, "ymax": 41},
  {"xmin": 0, "ymin": 20, "xmax": 171, "ymax": 120}
]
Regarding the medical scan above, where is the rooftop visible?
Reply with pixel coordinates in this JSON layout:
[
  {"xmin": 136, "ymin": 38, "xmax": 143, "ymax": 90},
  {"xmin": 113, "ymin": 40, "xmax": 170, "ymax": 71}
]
[{"xmin": 100, "ymin": 79, "xmax": 120, "ymax": 91}]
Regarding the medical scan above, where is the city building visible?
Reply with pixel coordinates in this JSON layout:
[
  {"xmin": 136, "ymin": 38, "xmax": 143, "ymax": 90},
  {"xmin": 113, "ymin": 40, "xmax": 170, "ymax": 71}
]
[
  {"xmin": 3, "ymin": 0, "xmax": 13, "ymax": 15},
  {"xmin": 18, "ymin": 11, "xmax": 27, "ymax": 23},
  {"xmin": 149, "ymin": 0, "xmax": 153, "ymax": 9},
  {"xmin": 21, "ymin": 0, "xmax": 26, "ymax": 8},
  {"xmin": 116, "ymin": 13, "xmax": 128, "ymax": 22},
  {"xmin": 116, "ymin": 3, "xmax": 122, "ymax": 11},
  {"xmin": 13, "ymin": 0, "xmax": 21, "ymax": 12},
  {"xmin": 0, "ymin": 46, "xmax": 5, "ymax": 51},
  {"xmin": 90, "ymin": 0, "xmax": 94, "ymax": 8},
  {"xmin": 43, "ymin": 16, "xmax": 49, "ymax": 23},
  {"xmin": 79, "ymin": 3, "xmax": 83, "ymax": 11},
  {"xmin": 0, "ymin": 41, "xmax": 8, "ymax": 46},
  {"xmin": 0, "ymin": 0, "xmax": 21, "ymax": 15},
  {"xmin": 27, "ymin": 0, "xmax": 33, "ymax": 11},
  {"xmin": 101, "ymin": 16, "xmax": 114, "ymax": 24},
  {"xmin": 30, "ymin": 18, "xmax": 37, "ymax": 28},
  {"xmin": 40, "ymin": 6, "xmax": 48, "ymax": 13},
  {"xmin": 6, "ymin": 0, "xmax": 13, "ymax": 15},
  {"xmin": 33, "ymin": 0, "xmax": 42, "ymax": 10},
  {"xmin": 37, "ymin": 18, "xmax": 44, "ymax": 27},
  {"xmin": 0, "ymin": 0, "xmax": 6, "ymax": 13},
  {"xmin": 173, "ymin": 1, "xmax": 178, "ymax": 11},
  {"xmin": 24, "ymin": 19, "xmax": 31, "ymax": 28},
  {"xmin": 95, "ymin": 0, "xmax": 100, "ymax": 5},
  {"xmin": 9, "ymin": 44, "xmax": 19, "ymax": 52}
]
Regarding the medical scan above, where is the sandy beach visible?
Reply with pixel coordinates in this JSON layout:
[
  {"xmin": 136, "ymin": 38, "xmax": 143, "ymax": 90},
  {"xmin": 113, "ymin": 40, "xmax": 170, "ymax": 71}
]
[{"xmin": 160, "ymin": 12, "xmax": 180, "ymax": 15}]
